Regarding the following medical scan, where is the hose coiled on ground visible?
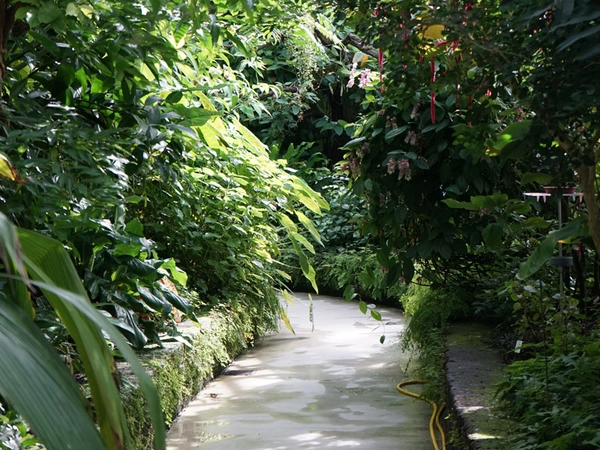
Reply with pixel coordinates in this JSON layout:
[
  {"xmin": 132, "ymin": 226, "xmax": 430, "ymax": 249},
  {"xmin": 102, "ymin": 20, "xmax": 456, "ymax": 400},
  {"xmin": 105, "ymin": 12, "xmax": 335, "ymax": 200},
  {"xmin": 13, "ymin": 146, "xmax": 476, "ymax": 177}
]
[{"xmin": 396, "ymin": 380, "xmax": 446, "ymax": 450}]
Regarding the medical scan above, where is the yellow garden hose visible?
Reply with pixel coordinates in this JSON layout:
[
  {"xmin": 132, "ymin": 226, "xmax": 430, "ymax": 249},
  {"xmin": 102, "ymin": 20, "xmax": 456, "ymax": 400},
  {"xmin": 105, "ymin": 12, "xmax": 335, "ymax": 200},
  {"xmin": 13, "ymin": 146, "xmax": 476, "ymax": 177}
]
[{"xmin": 396, "ymin": 380, "xmax": 447, "ymax": 450}]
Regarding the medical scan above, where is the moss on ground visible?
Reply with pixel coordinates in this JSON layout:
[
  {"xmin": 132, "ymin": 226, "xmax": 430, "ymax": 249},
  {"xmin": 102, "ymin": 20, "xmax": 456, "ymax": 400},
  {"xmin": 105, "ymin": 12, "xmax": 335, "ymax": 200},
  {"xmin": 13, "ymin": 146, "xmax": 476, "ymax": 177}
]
[{"xmin": 120, "ymin": 299, "xmax": 278, "ymax": 449}]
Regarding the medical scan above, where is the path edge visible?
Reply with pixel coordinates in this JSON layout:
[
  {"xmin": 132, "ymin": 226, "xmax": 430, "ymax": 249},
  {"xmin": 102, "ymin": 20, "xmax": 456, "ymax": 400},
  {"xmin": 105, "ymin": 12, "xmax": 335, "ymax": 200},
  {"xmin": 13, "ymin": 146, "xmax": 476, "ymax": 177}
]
[
  {"xmin": 444, "ymin": 323, "xmax": 514, "ymax": 450},
  {"xmin": 118, "ymin": 303, "xmax": 271, "ymax": 450}
]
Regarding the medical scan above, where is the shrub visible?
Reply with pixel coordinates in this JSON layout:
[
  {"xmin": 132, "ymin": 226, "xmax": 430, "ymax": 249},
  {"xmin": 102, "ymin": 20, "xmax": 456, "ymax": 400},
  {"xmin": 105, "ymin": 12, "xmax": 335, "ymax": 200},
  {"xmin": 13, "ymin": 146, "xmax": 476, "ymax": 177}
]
[{"xmin": 497, "ymin": 340, "xmax": 600, "ymax": 449}]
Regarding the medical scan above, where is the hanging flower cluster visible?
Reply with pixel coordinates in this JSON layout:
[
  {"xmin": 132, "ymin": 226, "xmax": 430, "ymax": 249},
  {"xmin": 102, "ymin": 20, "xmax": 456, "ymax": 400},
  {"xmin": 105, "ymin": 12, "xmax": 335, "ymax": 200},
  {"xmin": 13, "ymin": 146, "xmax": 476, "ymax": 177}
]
[
  {"xmin": 357, "ymin": 142, "xmax": 370, "ymax": 158},
  {"xmin": 347, "ymin": 62, "xmax": 357, "ymax": 88},
  {"xmin": 386, "ymin": 158, "xmax": 412, "ymax": 181},
  {"xmin": 398, "ymin": 159, "xmax": 411, "ymax": 180},
  {"xmin": 347, "ymin": 63, "xmax": 373, "ymax": 89},
  {"xmin": 358, "ymin": 69, "xmax": 372, "ymax": 88},
  {"xmin": 387, "ymin": 157, "xmax": 397, "ymax": 174},
  {"xmin": 410, "ymin": 102, "xmax": 421, "ymax": 120},
  {"xmin": 404, "ymin": 130, "xmax": 418, "ymax": 146},
  {"xmin": 340, "ymin": 155, "xmax": 360, "ymax": 178},
  {"xmin": 385, "ymin": 116, "xmax": 398, "ymax": 129}
]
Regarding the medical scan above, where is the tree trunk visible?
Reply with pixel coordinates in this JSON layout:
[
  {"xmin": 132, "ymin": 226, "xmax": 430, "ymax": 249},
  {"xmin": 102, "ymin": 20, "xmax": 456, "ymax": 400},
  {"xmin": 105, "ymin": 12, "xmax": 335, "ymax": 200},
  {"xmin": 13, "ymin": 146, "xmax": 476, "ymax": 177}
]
[
  {"xmin": 0, "ymin": 1, "xmax": 22, "ymax": 81},
  {"xmin": 555, "ymin": 131, "xmax": 600, "ymax": 255},
  {"xmin": 577, "ymin": 162, "xmax": 600, "ymax": 253}
]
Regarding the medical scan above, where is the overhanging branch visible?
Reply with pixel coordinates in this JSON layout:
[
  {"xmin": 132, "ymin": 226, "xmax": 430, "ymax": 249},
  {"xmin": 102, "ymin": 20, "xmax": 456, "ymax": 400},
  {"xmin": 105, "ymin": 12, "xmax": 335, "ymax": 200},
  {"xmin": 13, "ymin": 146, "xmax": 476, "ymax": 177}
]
[{"xmin": 341, "ymin": 33, "xmax": 379, "ymax": 58}]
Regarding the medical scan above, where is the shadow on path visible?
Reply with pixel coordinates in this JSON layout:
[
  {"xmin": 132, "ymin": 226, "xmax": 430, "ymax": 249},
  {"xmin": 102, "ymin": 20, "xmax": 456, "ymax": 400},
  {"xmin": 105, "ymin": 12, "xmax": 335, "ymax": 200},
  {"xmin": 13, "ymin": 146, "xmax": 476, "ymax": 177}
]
[{"xmin": 167, "ymin": 293, "xmax": 432, "ymax": 450}]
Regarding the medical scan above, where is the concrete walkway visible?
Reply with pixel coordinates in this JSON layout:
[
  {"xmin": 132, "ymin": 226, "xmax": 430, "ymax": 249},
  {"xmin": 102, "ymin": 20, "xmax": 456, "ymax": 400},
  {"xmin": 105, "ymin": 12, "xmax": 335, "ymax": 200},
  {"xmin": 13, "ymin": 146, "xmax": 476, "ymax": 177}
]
[{"xmin": 166, "ymin": 293, "xmax": 432, "ymax": 449}]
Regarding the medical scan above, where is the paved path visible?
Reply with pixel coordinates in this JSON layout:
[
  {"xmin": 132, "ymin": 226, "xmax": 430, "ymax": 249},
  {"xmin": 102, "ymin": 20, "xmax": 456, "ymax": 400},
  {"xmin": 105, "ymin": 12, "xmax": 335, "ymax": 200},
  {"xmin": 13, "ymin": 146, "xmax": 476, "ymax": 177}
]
[{"xmin": 166, "ymin": 293, "xmax": 432, "ymax": 449}]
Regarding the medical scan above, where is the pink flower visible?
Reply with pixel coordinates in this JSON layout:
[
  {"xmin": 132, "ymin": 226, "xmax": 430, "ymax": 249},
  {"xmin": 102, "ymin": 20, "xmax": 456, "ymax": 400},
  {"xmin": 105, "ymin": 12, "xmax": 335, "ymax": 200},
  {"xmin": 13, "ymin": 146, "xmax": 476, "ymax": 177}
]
[
  {"xmin": 347, "ymin": 62, "xmax": 357, "ymax": 88},
  {"xmin": 357, "ymin": 142, "xmax": 370, "ymax": 158},
  {"xmin": 398, "ymin": 159, "xmax": 411, "ymax": 180},
  {"xmin": 387, "ymin": 157, "xmax": 396, "ymax": 174},
  {"xmin": 359, "ymin": 69, "xmax": 371, "ymax": 88},
  {"xmin": 404, "ymin": 131, "xmax": 417, "ymax": 146},
  {"xmin": 411, "ymin": 103, "xmax": 421, "ymax": 120},
  {"xmin": 349, "ymin": 158, "xmax": 360, "ymax": 177}
]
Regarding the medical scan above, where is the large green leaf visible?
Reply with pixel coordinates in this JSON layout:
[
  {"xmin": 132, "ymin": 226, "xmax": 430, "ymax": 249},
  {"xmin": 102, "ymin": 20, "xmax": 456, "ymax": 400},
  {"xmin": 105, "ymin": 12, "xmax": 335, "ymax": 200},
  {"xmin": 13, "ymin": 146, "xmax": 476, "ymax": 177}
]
[
  {"xmin": 517, "ymin": 218, "xmax": 586, "ymax": 279},
  {"xmin": 12, "ymin": 225, "xmax": 166, "ymax": 450},
  {"xmin": 290, "ymin": 231, "xmax": 315, "ymax": 254},
  {"xmin": 16, "ymin": 227, "xmax": 130, "ymax": 449},
  {"xmin": 442, "ymin": 198, "xmax": 479, "ymax": 211},
  {"xmin": 442, "ymin": 193, "xmax": 508, "ymax": 211},
  {"xmin": 482, "ymin": 222, "xmax": 504, "ymax": 251},
  {"xmin": 295, "ymin": 210, "xmax": 323, "ymax": 246},
  {"xmin": 290, "ymin": 237, "xmax": 318, "ymax": 293},
  {"xmin": 20, "ymin": 275, "xmax": 168, "ymax": 449},
  {"xmin": 489, "ymin": 120, "xmax": 532, "ymax": 152},
  {"xmin": 0, "ymin": 301, "xmax": 105, "ymax": 450},
  {"xmin": 160, "ymin": 258, "xmax": 189, "ymax": 286},
  {"xmin": 0, "ymin": 215, "xmax": 33, "ymax": 318},
  {"xmin": 520, "ymin": 172, "xmax": 554, "ymax": 187}
]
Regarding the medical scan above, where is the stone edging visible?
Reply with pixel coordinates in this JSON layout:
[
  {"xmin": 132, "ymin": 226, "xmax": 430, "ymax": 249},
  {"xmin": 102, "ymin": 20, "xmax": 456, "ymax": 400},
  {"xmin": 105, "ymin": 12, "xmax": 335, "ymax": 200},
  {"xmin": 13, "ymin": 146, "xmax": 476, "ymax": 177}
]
[
  {"xmin": 445, "ymin": 324, "xmax": 513, "ymax": 450},
  {"xmin": 119, "ymin": 305, "xmax": 266, "ymax": 449}
]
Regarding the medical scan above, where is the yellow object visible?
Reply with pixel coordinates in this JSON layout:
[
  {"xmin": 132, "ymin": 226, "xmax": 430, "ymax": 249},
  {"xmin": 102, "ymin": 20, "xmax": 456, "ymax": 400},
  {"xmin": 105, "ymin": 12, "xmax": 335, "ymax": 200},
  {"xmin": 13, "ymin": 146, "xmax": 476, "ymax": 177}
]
[
  {"xmin": 421, "ymin": 24, "xmax": 445, "ymax": 40},
  {"xmin": 0, "ymin": 152, "xmax": 23, "ymax": 182},
  {"xmin": 396, "ymin": 380, "xmax": 447, "ymax": 450}
]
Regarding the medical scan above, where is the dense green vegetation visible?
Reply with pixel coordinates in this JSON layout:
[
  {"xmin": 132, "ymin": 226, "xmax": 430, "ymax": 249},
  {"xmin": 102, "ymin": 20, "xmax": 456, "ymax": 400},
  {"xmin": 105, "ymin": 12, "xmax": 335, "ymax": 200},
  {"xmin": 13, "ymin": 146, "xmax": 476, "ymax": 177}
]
[
  {"xmin": 0, "ymin": 1, "xmax": 327, "ymax": 448},
  {"xmin": 325, "ymin": 1, "xmax": 600, "ymax": 448},
  {"xmin": 1, "ymin": 0, "xmax": 599, "ymax": 449}
]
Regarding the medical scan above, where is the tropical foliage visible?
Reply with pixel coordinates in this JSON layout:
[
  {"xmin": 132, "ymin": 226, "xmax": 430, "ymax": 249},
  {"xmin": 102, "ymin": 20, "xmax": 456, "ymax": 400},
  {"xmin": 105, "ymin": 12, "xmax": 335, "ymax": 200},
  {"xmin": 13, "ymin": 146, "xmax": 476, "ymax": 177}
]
[
  {"xmin": 325, "ymin": 1, "xmax": 600, "ymax": 448},
  {"xmin": 1, "ymin": 0, "xmax": 600, "ymax": 448},
  {"xmin": 0, "ymin": 1, "xmax": 329, "ymax": 448}
]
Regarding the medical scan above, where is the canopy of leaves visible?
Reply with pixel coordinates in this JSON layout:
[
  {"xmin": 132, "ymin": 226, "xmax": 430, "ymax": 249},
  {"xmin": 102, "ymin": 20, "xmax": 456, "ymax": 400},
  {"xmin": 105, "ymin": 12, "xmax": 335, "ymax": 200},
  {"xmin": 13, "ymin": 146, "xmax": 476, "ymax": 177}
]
[
  {"xmin": 0, "ymin": 1, "xmax": 331, "ymax": 448},
  {"xmin": 330, "ymin": 0, "xmax": 600, "ymax": 287}
]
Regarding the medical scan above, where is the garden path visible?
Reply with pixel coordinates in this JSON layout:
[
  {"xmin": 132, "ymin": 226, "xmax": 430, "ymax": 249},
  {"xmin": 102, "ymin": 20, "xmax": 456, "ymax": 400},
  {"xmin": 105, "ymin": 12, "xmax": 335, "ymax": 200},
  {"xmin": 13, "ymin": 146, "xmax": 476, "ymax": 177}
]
[{"xmin": 166, "ymin": 293, "xmax": 432, "ymax": 449}]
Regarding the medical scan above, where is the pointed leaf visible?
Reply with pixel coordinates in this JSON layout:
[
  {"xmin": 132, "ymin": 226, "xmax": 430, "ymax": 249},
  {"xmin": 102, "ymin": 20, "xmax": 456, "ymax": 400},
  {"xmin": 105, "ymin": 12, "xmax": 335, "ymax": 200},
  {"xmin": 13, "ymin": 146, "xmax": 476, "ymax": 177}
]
[
  {"xmin": 520, "ymin": 172, "xmax": 553, "ymax": 186},
  {"xmin": 290, "ymin": 238, "xmax": 318, "ymax": 293},
  {"xmin": 295, "ymin": 210, "xmax": 323, "ymax": 246},
  {"xmin": 11, "ymin": 274, "xmax": 167, "ymax": 450},
  {"xmin": 17, "ymin": 228, "xmax": 132, "ymax": 449},
  {"xmin": 0, "ymin": 152, "xmax": 21, "ymax": 182},
  {"xmin": 490, "ymin": 120, "xmax": 532, "ymax": 151},
  {"xmin": 280, "ymin": 290, "xmax": 295, "ymax": 306},
  {"xmin": 279, "ymin": 213, "xmax": 298, "ymax": 233},
  {"xmin": 557, "ymin": 24, "xmax": 600, "ymax": 52},
  {"xmin": 518, "ymin": 219, "xmax": 585, "ymax": 279},
  {"xmin": 343, "ymin": 285, "xmax": 355, "ymax": 302},
  {"xmin": 160, "ymin": 258, "xmax": 188, "ymax": 286},
  {"xmin": 482, "ymin": 222, "xmax": 504, "ymax": 251},
  {"xmin": 157, "ymin": 283, "xmax": 196, "ymax": 319},
  {"xmin": 0, "ymin": 301, "xmax": 105, "ymax": 450},
  {"xmin": 442, "ymin": 198, "xmax": 479, "ymax": 211},
  {"xmin": 359, "ymin": 300, "xmax": 368, "ymax": 314},
  {"xmin": 370, "ymin": 309, "xmax": 382, "ymax": 321},
  {"xmin": 280, "ymin": 308, "xmax": 295, "ymax": 334},
  {"xmin": 0, "ymin": 214, "xmax": 34, "ymax": 318},
  {"xmin": 15, "ymin": 226, "xmax": 166, "ymax": 449},
  {"xmin": 290, "ymin": 232, "xmax": 315, "ymax": 254}
]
